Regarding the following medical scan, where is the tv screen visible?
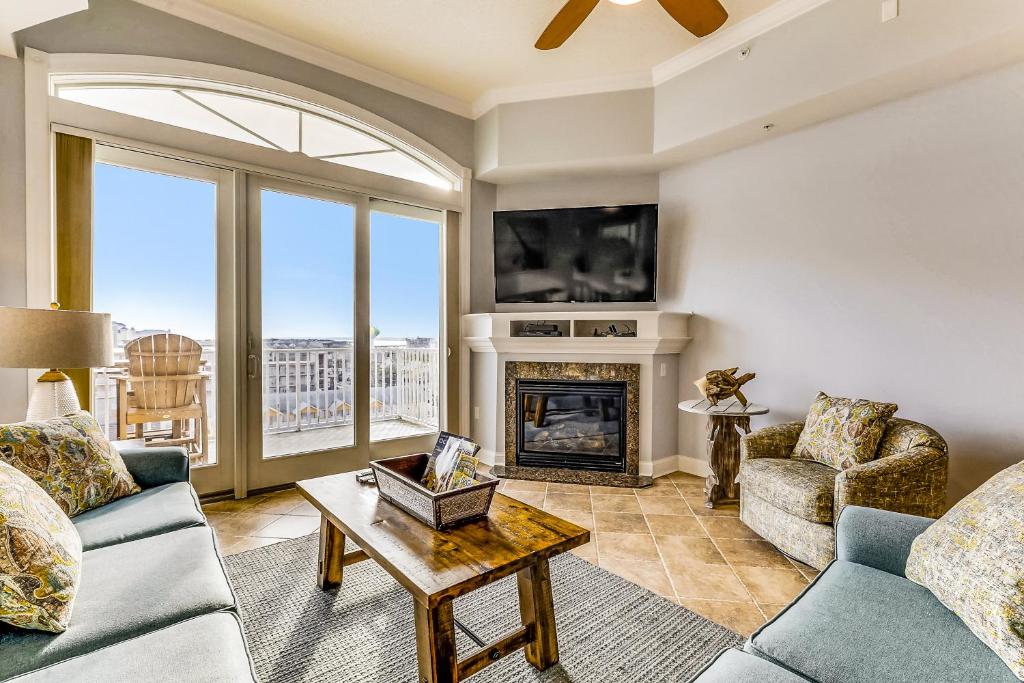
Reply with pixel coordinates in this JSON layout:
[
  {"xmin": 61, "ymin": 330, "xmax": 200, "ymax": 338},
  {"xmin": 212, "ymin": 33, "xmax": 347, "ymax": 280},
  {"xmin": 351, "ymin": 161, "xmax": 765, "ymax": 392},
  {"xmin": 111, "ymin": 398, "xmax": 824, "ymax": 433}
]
[{"xmin": 493, "ymin": 204, "xmax": 657, "ymax": 304}]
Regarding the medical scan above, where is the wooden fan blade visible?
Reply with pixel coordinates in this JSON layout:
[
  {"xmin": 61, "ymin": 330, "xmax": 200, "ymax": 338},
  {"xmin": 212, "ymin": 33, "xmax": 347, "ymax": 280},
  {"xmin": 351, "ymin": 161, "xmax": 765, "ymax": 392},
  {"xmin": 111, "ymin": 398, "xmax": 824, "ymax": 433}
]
[
  {"xmin": 535, "ymin": 0, "xmax": 600, "ymax": 50},
  {"xmin": 656, "ymin": 0, "xmax": 728, "ymax": 38}
]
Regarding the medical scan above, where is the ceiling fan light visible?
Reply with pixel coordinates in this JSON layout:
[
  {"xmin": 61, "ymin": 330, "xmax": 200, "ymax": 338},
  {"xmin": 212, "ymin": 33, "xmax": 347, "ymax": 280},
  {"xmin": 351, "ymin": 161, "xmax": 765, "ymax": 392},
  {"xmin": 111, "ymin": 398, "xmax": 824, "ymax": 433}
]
[{"xmin": 608, "ymin": 0, "xmax": 643, "ymax": 5}]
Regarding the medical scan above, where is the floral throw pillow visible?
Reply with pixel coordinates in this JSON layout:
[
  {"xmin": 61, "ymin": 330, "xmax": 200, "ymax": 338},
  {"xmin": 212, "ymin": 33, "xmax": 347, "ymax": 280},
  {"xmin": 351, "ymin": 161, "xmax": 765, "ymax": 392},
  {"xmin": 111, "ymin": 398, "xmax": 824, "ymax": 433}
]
[
  {"xmin": 906, "ymin": 460, "xmax": 1024, "ymax": 679},
  {"xmin": 0, "ymin": 461, "xmax": 83, "ymax": 633},
  {"xmin": 0, "ymin": 412, "xmax": 140, "ymax": 517},
  {"xmin": 791, "ymin": 392, "xmax": 897, "ymax": 470}
]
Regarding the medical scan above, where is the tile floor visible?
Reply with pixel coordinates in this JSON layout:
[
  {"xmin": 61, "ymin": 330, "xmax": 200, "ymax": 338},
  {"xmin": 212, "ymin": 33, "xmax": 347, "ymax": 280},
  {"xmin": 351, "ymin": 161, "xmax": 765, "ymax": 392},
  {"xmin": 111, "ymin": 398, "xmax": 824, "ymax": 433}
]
[{"xmin": 202, "ymin": 472, "xmax": 818, "ymax": 636}]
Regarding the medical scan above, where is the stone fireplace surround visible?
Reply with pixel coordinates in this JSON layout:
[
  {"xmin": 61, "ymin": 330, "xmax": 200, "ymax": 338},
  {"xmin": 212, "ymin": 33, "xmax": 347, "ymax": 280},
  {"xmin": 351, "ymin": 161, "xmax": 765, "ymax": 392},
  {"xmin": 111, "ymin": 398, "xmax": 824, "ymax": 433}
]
[
  {"xmin": 497, "ymin": 361, "xmax": 644, "ymax": 487},
  {"xmin": 465, "ymin": 311, "xmax": 691, "ymax": 488}
]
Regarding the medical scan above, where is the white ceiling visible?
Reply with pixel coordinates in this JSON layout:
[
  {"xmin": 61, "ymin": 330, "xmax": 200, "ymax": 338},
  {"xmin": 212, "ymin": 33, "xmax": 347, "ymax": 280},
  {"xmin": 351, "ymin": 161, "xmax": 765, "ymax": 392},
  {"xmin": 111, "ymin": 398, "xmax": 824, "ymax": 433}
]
[{"xmin": 189, "ymin": 0, "xmax": 782, "ymax": 104}]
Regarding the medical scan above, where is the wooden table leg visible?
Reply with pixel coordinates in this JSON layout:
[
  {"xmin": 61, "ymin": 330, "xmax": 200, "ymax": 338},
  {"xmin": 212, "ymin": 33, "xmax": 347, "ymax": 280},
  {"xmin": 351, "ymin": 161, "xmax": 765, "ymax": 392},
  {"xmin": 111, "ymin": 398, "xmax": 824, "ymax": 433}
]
[
  {"xmin": 704, "ymin": 415, "xmax": 744, "ymax": 508},
  {"xmin": 317, "ymin": 515, "xmax": 345, "ymax": 590},
  {"xmin": 516, "ymin": 558, "xmax": 559, "ymax": 671},
  {"xmin": 414, "ymin": 599, "xmax": 458, "ymax": 683}
]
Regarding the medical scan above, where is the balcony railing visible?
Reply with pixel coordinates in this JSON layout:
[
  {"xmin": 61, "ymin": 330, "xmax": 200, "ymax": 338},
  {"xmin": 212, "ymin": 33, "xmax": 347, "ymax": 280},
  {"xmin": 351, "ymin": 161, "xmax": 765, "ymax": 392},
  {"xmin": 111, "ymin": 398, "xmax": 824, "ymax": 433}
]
[
  {"xmin": 92, "ymin": 344, "xmax": 439, "ymax": 441},
  {"xmin": 263, "ymin": 346, "xmax": 438, "ymax": 433}
]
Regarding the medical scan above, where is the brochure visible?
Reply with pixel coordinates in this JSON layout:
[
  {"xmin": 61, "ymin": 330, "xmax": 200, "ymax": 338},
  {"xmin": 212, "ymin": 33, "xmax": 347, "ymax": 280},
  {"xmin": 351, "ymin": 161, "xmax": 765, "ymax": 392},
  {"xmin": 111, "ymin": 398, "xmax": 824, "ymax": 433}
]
[{"xmin": 422, "ymin": 431, "xmax": 481, "ymax": 493}]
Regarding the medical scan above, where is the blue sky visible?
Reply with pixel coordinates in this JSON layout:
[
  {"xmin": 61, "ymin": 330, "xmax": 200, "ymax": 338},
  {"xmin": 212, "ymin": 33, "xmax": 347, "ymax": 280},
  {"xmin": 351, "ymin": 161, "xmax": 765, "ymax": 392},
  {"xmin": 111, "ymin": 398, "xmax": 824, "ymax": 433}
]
[{"xmin": 94, "ymin": 163, "xmax": 440, "ymax": 341}]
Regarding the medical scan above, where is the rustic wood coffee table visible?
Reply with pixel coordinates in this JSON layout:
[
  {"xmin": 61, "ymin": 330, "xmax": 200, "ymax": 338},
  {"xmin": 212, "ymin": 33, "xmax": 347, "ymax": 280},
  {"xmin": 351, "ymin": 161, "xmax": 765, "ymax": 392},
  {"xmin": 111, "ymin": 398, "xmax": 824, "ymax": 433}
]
[{"xmin": 298, "ymin": 472, "xmax": 590, "ymax": 682}]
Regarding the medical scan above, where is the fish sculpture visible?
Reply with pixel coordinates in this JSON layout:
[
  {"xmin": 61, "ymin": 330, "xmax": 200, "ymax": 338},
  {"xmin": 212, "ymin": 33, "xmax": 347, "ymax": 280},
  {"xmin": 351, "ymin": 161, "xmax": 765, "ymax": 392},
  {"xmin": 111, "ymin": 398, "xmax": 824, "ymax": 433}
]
[{"xmin": 695, "ymin": 367, "xmax": 756, "ymax": 407}]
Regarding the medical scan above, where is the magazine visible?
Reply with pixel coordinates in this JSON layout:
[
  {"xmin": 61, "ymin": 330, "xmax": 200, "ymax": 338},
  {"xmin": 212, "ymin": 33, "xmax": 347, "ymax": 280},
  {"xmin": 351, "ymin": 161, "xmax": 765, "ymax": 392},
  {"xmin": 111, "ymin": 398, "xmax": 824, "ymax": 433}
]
[{"xmin": 422, "ymin": 432, "xmax": 481, "ymax": 493}]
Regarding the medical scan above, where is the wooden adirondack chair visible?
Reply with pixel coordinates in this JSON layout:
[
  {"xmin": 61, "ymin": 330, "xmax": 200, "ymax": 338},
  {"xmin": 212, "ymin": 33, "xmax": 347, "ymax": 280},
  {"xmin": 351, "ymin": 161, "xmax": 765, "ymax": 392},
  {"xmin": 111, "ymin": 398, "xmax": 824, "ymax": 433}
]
[{"xmin": 116, "ymin": 333, "xmax": 209, "ymax": 460}]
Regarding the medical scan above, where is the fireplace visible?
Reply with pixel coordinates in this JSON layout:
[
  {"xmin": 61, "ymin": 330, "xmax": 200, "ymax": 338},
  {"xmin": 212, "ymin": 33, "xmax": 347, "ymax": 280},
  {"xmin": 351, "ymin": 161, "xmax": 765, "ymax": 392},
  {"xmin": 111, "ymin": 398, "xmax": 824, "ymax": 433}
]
[
  {"xmin": 516, "ymin": 379, "xmax": 628, "ymax": 473},
  {"xmin": 499, "ymin": 361, "xmax": 644, "ymax": 487}
]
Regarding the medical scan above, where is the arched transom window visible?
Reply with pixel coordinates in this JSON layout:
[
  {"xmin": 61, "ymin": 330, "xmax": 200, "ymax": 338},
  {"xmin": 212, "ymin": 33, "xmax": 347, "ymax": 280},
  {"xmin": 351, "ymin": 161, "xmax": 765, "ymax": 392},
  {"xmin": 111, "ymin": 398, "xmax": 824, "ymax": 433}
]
[{"xmin": 51, "ymin": 74, "xmax": 456, "ymax": 189}]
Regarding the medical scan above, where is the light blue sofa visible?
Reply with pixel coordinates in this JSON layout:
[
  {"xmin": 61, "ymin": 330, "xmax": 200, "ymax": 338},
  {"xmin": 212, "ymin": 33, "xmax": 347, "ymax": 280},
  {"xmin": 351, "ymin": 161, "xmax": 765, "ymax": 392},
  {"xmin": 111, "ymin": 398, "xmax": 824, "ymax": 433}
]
[
  {"xmin": 691, "ymin": 506, "xmax": 1018, "ymax": 682},
  {"xmin": 0, "ymin": 447, "xmax": 256, "ymax": 682}
]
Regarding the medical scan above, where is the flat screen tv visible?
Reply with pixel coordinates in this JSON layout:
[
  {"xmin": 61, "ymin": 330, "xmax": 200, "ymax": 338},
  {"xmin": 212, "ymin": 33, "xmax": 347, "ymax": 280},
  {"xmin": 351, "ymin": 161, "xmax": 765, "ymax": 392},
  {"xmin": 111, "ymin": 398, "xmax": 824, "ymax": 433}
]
[{"xmin": 493, "ymin": 204, "xmax": 657, "ymax": 304}]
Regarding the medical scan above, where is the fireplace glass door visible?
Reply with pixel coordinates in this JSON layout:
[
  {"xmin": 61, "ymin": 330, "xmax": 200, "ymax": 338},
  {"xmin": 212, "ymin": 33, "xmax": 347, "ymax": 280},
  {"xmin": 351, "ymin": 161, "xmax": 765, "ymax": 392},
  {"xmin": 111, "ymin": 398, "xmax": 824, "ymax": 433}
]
[{"xmin": 516, "ymin": 380, "xmax": 627, "ymax": 473}]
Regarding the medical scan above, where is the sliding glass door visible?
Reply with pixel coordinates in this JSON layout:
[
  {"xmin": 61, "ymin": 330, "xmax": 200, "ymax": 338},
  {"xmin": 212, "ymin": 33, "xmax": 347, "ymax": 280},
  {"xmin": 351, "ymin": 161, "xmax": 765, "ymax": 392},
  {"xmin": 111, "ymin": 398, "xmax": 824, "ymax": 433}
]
[
  {"xmin": 90, "ymin": 145, "xmax": 236, "ymax": 494},
  {"xmin": 85, "ymin": 148, "xmax": 452, "ymax": 496},
  {"xmin": 369, "ymin": 202, "xmax": 443, "ymax": 443},
  {"xmin": 259, "ymin": 188, "xmax": 356, "ymax": 459},
  {"xmin": 245, "ymin": 181, "xmax": 444, "ymax": 491}
]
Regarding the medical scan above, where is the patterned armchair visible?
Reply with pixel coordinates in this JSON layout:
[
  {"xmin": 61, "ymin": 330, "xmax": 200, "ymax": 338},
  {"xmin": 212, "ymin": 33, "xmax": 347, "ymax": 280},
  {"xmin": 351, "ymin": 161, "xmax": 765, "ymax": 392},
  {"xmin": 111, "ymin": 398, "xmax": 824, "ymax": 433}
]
[{"xmin": 738, "ymin": 418, "xmax": 948, "ymax": 569}]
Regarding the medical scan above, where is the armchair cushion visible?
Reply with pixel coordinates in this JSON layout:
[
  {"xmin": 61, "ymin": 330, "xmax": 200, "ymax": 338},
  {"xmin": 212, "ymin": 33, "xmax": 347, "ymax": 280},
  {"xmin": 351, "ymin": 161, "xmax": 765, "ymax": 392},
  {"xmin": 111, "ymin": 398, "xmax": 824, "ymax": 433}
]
[
  {"xmin": 905, "ymin": 460, "xmax": 1024, "ymax": 680},
  {"xmin": 741, "ymin": 421, "xmax": 804, "ymax": 461},
  {"xmin": 739, "ymin": 458, "xmax": 836, "ymax": 523},
  {"xmin": 791, "ymin": 392, "xmax": 897, "ymax": 470}
]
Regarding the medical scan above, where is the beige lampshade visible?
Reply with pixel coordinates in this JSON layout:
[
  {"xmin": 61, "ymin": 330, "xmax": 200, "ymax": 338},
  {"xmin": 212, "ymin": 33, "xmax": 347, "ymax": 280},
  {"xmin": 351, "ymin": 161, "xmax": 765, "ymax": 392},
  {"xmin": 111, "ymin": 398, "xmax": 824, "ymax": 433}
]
[{"xmin": 0, "ymin": 306, "xmax": 113, "ymax": 369}]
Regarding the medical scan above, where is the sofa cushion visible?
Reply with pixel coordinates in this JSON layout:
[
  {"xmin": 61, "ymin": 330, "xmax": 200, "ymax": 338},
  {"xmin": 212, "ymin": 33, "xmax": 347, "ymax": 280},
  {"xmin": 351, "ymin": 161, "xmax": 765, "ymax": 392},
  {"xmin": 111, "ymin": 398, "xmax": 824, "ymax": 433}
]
[
  {"xmin": 905, "ymin": 460, "xmax": 1024, "ymax": 680},
  {"xmin": 6, "ymin": 612, "xmax": 255, "ymax": 682},
  {"xmin": 0, "ymin": 526, "xmax": 234, "ymax": 679},
  {"xmin": 73, "ymin": 482, "xmax": 205, "ymax": 551},
  {"xmin": 740, "ymin": 458, "xmax": 837, "ymax": 523},
  {"xmin": 690, "ymin": 648, "xmax": 811, "ymax": 682},
  {"xmin": 791, "ymin": 392, "xmax": 897, "ymax": 470},
  {"xmin": 748, "ymin": 560, "xmax": 1019, "ymax": 683},
  {"xmin": 0, "ymin": 462, "xmax": 82, "ymax": 633},
  {"xmin": 0, "ymin": 412, "xmax": 140, "ymax": 517}
]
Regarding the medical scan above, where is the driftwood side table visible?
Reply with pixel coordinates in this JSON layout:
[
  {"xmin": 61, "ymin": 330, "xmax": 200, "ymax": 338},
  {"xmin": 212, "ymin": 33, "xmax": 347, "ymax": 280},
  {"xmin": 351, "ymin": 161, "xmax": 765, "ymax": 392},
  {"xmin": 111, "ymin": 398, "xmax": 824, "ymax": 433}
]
[{"xmin": 678, "ymin": 399, "xmax": 769, "ymax": 508}]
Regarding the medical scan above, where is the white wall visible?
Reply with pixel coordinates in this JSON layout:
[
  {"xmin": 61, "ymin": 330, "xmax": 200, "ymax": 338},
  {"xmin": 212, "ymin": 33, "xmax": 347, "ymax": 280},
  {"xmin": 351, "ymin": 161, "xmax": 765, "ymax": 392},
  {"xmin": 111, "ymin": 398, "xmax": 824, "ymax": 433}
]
[
  {"xmin": 0, "ymin": 55, "xmax": 28, "ymax": 422},
  {"xmin": 495, "ymin": 174, "xmax": 659, "ymax": 212},
  {"xmin": 659, "ymin": 62, "xmax": 1024, "ymax": 502},
  {"xmin": 477, "ymin": 89, "xmax": 653, "ymax": 182}
]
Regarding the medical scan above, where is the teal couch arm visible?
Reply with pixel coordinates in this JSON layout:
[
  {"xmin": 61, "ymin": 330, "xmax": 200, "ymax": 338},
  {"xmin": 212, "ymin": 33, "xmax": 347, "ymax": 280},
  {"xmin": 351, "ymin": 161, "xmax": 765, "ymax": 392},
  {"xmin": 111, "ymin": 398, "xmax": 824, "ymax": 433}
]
[
  {"xmin": 117, "ymin": 446, "xmax": 190, "ymax": 488},
  {"xmin": 835, "ymin": 506, "xmax": 934, "ymax": 577}
]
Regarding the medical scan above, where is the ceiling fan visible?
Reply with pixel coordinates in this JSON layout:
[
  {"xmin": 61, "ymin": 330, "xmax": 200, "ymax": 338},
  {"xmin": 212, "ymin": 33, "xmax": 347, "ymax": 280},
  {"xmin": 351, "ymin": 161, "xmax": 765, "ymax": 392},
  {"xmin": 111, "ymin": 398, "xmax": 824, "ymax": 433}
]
[{"xmin": 535, "ymin": 0, "xmax": 729, "ymax": 50}]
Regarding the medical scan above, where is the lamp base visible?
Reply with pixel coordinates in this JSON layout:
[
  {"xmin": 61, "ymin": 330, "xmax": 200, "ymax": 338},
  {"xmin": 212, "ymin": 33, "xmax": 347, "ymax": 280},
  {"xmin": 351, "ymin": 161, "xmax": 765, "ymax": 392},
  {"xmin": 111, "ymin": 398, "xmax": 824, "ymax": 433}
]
[{"xmin": 26, "ymin": 369, "xmax": 82, "ymax": 421}]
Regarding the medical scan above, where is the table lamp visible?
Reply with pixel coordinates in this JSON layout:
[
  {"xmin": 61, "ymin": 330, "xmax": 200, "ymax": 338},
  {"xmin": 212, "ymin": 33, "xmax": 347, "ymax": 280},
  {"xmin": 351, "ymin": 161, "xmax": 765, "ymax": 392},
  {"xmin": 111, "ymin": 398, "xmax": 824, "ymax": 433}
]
[{"xmin": 0, "ymin": 305, "xmax": 113, "ymax": 420}]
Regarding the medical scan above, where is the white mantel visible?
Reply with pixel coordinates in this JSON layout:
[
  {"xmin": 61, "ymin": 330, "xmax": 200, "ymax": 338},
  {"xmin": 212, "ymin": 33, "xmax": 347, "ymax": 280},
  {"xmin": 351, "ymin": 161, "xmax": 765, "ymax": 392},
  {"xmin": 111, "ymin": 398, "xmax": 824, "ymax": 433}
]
[
  {"xmin": 464, "ymin": 311, "xmax": 691, "ymax": 355},
  {"xmin": 464, "ymin": 311, "xmax": 692, "ymax": 479}
]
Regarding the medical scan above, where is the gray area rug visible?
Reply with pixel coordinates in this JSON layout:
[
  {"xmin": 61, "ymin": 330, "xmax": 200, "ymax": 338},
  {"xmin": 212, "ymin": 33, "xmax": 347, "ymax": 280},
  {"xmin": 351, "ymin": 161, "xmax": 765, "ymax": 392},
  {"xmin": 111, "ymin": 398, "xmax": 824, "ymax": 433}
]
[{"xmin": 224, "ymin": 534, "xmax": 740, "ymax": 682}]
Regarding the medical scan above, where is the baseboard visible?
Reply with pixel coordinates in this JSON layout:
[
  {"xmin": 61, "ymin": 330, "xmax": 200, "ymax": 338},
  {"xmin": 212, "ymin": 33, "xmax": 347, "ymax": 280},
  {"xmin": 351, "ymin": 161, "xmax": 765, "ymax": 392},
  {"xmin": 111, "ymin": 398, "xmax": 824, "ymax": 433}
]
[
  {"xmin": 478, "ymin": 448, "xmax": 501, "ymax": 467},
  {"xmin": 648, "ymin": 455, "xmax": 679, "ymax": 479},
  {"xmin": 676, "ymin": 455, "xmax": 712, "ymax": 478}
]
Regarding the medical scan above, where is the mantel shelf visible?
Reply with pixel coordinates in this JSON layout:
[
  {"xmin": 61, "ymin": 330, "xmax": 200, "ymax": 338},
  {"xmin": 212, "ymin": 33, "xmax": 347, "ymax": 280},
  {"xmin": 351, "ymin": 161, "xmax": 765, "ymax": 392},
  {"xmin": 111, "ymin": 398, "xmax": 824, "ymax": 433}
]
[
  {"xmin": 462, "ymin": 311, "xmax": 692, "ymax": 356},
  {"xmin": 464, "ymin": 336, "xmax": 691, "ymax": 355}
]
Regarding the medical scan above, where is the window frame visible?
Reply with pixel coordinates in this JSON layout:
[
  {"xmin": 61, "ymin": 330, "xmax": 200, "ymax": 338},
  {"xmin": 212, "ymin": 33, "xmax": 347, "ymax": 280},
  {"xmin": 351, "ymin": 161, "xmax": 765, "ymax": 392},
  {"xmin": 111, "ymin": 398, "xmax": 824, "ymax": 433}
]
[
  {"xmin": 51, "ymin": 73, "xmax": 459, "ymax": 190},
  {"xmin": 24, "ymin": 49, "xmax": 473, "ymax": 496}
]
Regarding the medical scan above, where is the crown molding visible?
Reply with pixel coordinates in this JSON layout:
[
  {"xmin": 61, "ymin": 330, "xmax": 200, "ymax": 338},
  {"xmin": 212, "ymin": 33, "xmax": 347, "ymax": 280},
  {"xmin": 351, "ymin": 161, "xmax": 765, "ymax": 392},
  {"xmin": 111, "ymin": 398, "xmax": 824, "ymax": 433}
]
[
  {"xmin": 471, "ymin": 0, "xmax": 835, "ymax": 117},
  {"xmin": 651, "ymin": 0, "xmax": 833, "ymax": 84},
  {"xmin": 130, "ymin": 0, "xmax": 474, "ymax": 118},
  {"xmin": 471, "ymin": 69, "xmax": 652, "ymax": 119},
  {"xmin": 131, "ymin": 0, "xmax": 833, "ymax": 121}
]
